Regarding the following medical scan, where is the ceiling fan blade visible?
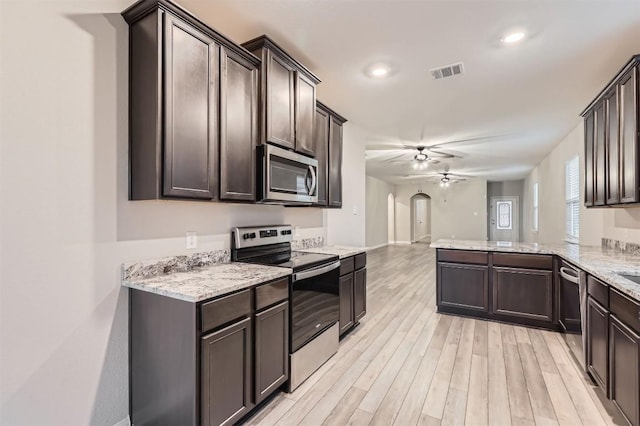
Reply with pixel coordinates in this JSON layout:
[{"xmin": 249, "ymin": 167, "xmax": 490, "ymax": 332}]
[
  {"xmin": 427, "ymin": 134, "xmax": 514, "ymax": 149},
  {"xmin": 425, "ymin": 149, "xmax": 460, "ymax": 158},
  {"xmin": 365, "ymin": 144, "xmax": 408, "ymax": 151}
]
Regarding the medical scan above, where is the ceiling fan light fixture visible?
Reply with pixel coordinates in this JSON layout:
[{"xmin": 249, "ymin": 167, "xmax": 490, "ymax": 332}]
[{"xmin": 414, "ymin": 153, "xmax": 428, "ymax": 161}]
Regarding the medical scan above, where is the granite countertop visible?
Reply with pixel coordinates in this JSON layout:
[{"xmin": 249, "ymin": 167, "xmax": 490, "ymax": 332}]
[
  {"xmin": 122, "ymin": 262, "xmax": 292, "ymax": 303},
  {"xmin": 431, "ymin": 239, "xmax": 640, "ymax": 300},
  {"xmin": 297, "ymin": 245, "xmax": 367, "ymax": 259}
]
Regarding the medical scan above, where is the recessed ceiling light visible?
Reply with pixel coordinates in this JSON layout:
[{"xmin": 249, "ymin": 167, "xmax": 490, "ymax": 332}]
[
  {"xmin": 502, "ymin": 32, "xmax": 525, "ymax": 44},
  {"xmin": 366, "ymin": 63, "xmax": 392, "ymax": 78}
]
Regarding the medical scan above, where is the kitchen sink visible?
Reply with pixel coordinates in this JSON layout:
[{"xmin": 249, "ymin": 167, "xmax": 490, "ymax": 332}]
[{"xmin": 618, "ymin": 274, "xmax": 640, "ymax": 285}]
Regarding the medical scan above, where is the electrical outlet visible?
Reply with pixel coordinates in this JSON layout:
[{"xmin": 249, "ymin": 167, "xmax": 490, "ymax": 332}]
[
  {"xmin": 186, "ymin": 232, "xmax": 197, "ymax": 249},
  {"xmin": 352, "ymin": 206, "xmax": 358, "ymax": 215}
]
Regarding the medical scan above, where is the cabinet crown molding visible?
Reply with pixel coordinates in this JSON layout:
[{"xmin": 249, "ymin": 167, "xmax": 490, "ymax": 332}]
[
  {"xmin": 581, "ymin": 54, "xmax": 640, "ymax": 116},
  {"xmin": 242, "ymin": 35, "xmax": 321, "ymax": 85},
  {"xmin": 317, "ymin": 100, "xmax": 348, "ymax": 124},
  {"xmin": 122, "ymin": 0, "xmax": 260, "ymax": 66}
]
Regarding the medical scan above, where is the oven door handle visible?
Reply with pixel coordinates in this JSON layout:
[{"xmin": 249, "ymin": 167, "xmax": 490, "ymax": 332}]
[
  {"xmin": 560, "ymin": 267, "xmax": 580, "ymax": 284},
  {"xmin": 292, "ymin": 260, "xmax": 340, "ymax": 282}
]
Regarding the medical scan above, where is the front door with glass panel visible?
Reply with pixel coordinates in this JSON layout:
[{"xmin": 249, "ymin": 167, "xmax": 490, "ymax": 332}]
[{"xmin": 489, "ymin": 196, "xmax": 520, "ymax": 242}]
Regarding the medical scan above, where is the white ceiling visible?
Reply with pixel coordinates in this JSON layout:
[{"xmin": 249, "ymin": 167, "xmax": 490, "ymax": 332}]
[{"xmin": 183, "ymin": 0, "xmax": 640, "ymax": 183}]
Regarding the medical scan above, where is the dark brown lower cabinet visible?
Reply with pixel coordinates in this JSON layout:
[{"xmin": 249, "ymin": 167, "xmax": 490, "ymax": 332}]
[
  {"xmin": 339, "ymin": 273, "xmax": 355, "ymax": 335},
  {"xmin": 254, "ymin": 301, "xmax": 289, "ymax": 404},
  {"xmin": 587, "ymin": 296, "xmax": 609, "ymax": 394},
  {"xmin": 610, "ymin": 315, "xmax": 640, "ymax": 426},
  {"xmin": 492, "ymin": 267, "xmax": 553, "ymax": 322},
  {"xmin": 339, "ymin": 254, "xmax": 367, "ymax": 336},
  {"xmin": 437, "ymin": 262, "xmax": 489, "ymax": 312},
  {"xmin": 354, "ymin": 268, "xmax": 367, "ymax": 322},
  {"xmin": 201, "ymin": 317, "xmax": 253, "ymax": 426}
]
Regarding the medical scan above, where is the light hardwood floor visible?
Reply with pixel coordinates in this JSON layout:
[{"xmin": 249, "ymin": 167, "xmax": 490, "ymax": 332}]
[{"xmin": 244, "ymin": 245, "xmax": 621, "ymax": 426}]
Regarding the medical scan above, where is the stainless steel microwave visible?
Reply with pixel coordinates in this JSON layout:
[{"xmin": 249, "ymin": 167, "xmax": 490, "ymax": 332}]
[{"xmin": 257, "ymin": 144, "xmax": 318, "ymax": 204}]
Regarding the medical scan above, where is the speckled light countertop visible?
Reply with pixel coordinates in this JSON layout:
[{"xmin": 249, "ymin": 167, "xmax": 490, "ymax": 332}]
[
  {"xmin": 122, "ymin": 263, "xmax": 292, "ymax": 303},
  {"xmin": 431, "ymin": 239, "xmax": 640, "ymax": 300},
  {"xmin": 298, "ymin": 245, "xmax": 366, "ymax": 259}
]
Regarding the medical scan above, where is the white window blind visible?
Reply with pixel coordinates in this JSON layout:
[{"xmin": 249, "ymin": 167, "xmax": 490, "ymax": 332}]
[
  {"xmin": 565, "ymin": 156, "xmax": 580, "ymax": 243},
  {"xmin": 533, "ymin": 182, "xmax": 539, "ymax": 231}
]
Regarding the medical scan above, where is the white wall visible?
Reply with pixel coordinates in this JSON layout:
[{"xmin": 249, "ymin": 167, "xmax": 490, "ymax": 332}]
[
  {"xmin": 394, "ymin": 180, "xmax": 488, "ymax": 243},
  {"xmin": 326, "ymin": 123, "xmax": 368, "ymax": 247},
  {"xmin": 365, "ymin": 176, "xmax": 393, "ymax": 248},
  {"xmin": 522, "ymin": 122, "xmax": 603, "ymax": 245},
  {"xmin": 0, "ymin": 2, "xmax": 326, "ymax": 425}
]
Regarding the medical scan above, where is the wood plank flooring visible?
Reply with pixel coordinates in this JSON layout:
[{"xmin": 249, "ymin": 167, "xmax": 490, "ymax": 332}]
[{"xmin": 244, "ymin": 245, "xmax": 620, "ymax": 426}]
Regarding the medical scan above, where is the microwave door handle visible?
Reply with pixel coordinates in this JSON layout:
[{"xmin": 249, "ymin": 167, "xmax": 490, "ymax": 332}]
[
  {"xmin": 292, "ymin": 260, "xmax": 340, "ymax": 282},
  {"xmin": 308, "ymin": 165, "xmax": 317, "ymax": 196}
]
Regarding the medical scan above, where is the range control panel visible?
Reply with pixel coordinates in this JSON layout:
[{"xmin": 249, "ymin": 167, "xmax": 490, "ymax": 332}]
[{"xmin": 232, "ymin": 225, "xmax": 293, "ymax": 249}]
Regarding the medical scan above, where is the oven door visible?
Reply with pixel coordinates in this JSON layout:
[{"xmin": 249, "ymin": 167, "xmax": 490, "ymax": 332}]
[
  {"xmin": 259, "ymin": 144, "xmax": 318, "ymax": 204},
  {"xmin": 290, "ymin": 260, "xmax": 340, "ymax": 352}
]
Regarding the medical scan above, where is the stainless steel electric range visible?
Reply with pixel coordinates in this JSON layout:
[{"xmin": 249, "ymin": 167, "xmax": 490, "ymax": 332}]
[{"xmin": 231, "ymin": 225, "xmax": 340, "ymax": 391}]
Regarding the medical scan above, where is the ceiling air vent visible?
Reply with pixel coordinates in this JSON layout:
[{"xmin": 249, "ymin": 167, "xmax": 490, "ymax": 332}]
[{"xmin": 430, "ymin": 62, "xmax": 464, "ymax": 80}]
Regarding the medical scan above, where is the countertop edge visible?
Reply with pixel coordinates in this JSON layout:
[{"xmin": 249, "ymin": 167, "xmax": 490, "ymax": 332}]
[{"xmin": 122, "ymin": 266, "xmax": 293, "ymax": 303}]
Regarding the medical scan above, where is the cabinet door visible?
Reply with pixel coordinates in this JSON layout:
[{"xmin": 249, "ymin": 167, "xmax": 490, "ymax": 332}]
[
  {"xmin": 201, "ymin": 317, "xmax": 253, "ymax": 426},
  {"xmin": 339, "ymin": 273, "xmax": 354, "ymax": 335},
  {"xmin": 585, "ymin": 110, "xmax": 595, "ymax": 207},
  {"xmin": 610, "ymin": 315, "xmax": 640, "ymax": 426},
  {"xmin": 265, "ymin": 51, "xmax": 295, "ymax": 149},
  {"xmin": 354, "ymin": 268, "xmax": 367, "ymax": 322},
  {"xmin": 295, "ymin": 72, "xmax": 316, "ymax": 157},
  {"xmin": 163, "ymin": 14, "xmax": 218, "ymax": 199},
  {"xmin": 437, "ymin": 262, "xmax": 489, "ymax": 312},
  {"xmin": 314, "ymin": 107, "xmax": 330, "ymax": 206},
  {"xmin": 492, "ymin": 267, "xmax": 553, "ymax": 322},
  {"xmin": 587, "ymin": 296, "xmax": 609, "ymax": 394},
  {"xmin": 594, "ymin": 101, "xmax": 607, "ymax": 206},
  {"xmin": 254, "ymin": 301, "xmax": 289, "ymax": 404},
  {"xmin": 219, "ymin": 47, "xmax": 258, "ymax": 201},
  {"xmin": 606, "ymin": 88, "xmax": 621, "ymax": 204},
  {"xmin": 619, "ymin": 67, "xmax": 639, "ymax": 204},
  {"xmin": 328, "ymin": 116, "xmax": 343, "ymax": 208}
]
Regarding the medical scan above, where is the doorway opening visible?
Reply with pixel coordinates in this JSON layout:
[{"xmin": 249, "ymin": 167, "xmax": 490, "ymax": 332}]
[
  {"xmin": 387, "ymin": 193, "xmax": 395, "ymax": 244},
  {"xmin": 489, "ymin": 196, "xmax": 520, "ymax": 242},
  {"xmin": 410, "ymin": 193, "xmax": 431, "ymax": 243}
]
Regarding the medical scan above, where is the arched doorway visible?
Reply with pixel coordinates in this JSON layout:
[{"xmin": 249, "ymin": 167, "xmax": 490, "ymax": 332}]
[
  {"xmin": 387, "ymin": 193, "xmax": 395, "ymax": 244},
  {"xmin": 410, "ymin": 193, "xmax": 431, "ymax": 243}
]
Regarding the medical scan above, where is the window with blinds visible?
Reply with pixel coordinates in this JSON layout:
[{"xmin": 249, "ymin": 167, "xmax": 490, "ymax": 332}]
[
  {"xmin": 565, "ymin": 156, "xmax": 580, "ymax": 243},
  {"xmin": 533, "ymin": 182, "xmax": 539, "ymax": 231}
]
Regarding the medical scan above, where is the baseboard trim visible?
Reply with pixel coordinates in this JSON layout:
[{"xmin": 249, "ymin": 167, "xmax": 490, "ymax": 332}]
[
  {"xmin": 365, "ymin": 242, "xmax": 388, "ymax": 250},
  {"xmin": 394, "ymin": 241, "xmax": 412, "ymax": 245}
]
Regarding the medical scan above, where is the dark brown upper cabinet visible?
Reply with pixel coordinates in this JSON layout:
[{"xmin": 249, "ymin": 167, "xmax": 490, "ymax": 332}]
[
  {"xmin": 329, "ymin": 115, "xmax": 345, "ymax": 207},
  {"xmin": 585, "ymin": 110, "xmax": 595, "ymax": 207},
  {"xmin": 314, "ymin": 106, "xmax": 330, "ymax": 206},
  {"xmin": 242, "ymin": 36, "xmax": 320, "ymax": 157},
  {"xmin": 582, "ymin": 55, "xmax": 640, "ymax": 207},
  {"xmin": 594, "ymin": 101, "xmax": 607, "ymax": 206},
  {"xmin": 123, "ymin": 0, "xmax": 260, "ymax": 201},
  {"xmin": 219, "ymin": 47, "xmax": 259, "ymax": 201},
  {"xmin": 314, "ymin": 101, "xmax": 347, "ymax": 207},
  {"xmin": 605, "ymin": 88, "xmax": 620, "ymax": 204},
  {"xmin": 619, "ymin": 67, "xmax": 639, "ymax": 204}
]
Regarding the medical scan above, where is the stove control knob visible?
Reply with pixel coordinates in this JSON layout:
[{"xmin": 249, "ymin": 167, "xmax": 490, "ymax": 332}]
[
  {"xmin": 250, "ymin": 233, "xmax": 256, "ymax": 239},
  {"xmin": 242, "ymin": 233, "xmax": 250, "ymax": 240}
]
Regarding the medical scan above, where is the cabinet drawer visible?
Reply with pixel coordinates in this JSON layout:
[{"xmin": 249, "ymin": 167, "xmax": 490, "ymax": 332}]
[
  {"xmin": 437, "ymin": 249, "xmax": 488, "ymax": 265},
  {"xmin": 340, "ymin": 256, "xmax": 354, "ymax": 276},
  {"xmin": 201, "ymin": 289, "xmax": 252, "ymax": 333},
  {"xmin": 255, "ymin": 277, "xmax": 289, "ymax": 311},
  {"xmin": 610, "ymin": 288, "xmax": 640, "ymax": 334},
  {"xmin": 492, "ymin": 253, "xmax": 553, "ymax": 270},
  {"xmin": 354, "ymin": 253, "xmax": 366, "ymax": 270},
  {"xmin": 588, "ymin": 275, "xmax": 609, "ymax": 308}
]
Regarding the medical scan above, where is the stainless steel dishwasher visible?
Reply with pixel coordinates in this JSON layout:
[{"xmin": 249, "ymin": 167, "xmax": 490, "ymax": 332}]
[{"xmin": 559, "ymin": 261, "xmax": 587, "ymax": 371}]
